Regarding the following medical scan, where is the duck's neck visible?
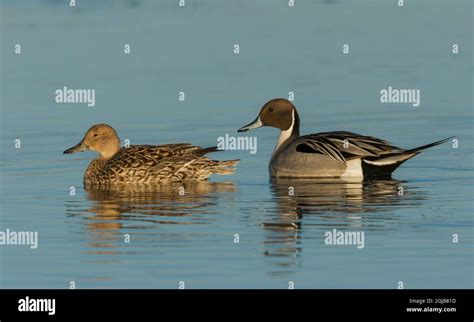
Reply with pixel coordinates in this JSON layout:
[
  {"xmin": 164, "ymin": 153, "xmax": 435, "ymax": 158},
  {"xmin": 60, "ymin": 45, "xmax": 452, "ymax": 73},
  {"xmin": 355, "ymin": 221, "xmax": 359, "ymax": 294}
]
[
  {"xmin": 274, "ymin": 108, "xmax": 300, "ymax": 153},
  {"xmin": 99, "ymin": 140, "xmax": 121, "ymax": 160}
]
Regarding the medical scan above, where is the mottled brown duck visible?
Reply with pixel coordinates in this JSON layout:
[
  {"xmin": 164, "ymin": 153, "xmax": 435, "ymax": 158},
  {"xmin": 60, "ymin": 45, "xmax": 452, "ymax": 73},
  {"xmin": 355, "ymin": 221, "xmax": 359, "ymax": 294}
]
[{"xmin": 64, "ymin": 124, "xmax": 239, "ymax": 186}]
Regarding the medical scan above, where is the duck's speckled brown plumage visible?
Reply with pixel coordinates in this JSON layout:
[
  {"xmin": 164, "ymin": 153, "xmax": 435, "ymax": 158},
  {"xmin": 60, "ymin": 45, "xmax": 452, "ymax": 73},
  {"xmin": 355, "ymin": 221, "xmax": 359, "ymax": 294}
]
[
  {"xmin": 64, "ymin": 124, "xmax": 239, "ymax": 186},
  {"xmin": 84, "ymin": 144, "xmax": 238, "ymax": 185}
]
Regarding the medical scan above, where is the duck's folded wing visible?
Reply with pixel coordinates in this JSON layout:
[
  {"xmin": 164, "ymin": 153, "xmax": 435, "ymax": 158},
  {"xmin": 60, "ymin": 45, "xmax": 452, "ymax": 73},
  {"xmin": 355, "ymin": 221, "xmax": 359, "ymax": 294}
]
[
  {"xmin": 295, "ymin": 135, "xmax": 346, "ymax": 162},
  {"xmin": 295, "ymin": 131, "xmax": 404, "ymax": 162}
]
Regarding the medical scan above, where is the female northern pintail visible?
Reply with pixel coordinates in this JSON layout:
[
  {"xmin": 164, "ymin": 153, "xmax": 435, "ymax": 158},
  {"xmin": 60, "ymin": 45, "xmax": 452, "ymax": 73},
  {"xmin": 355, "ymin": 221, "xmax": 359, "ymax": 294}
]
[
  {"xmin": 238, "ymin": 98, "xmax": 451, "ymax": 178},
  {"xmin": 64, "ymin": 124, "xmax": 239, "ymax": 185}
]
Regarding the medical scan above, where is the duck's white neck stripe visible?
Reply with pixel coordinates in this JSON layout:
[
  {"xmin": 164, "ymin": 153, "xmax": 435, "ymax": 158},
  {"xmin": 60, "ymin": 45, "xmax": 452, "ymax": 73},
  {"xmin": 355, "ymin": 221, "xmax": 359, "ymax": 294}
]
[{"xmin": 274, "ymin": 109, "xmax": 295, "ymax": 153}]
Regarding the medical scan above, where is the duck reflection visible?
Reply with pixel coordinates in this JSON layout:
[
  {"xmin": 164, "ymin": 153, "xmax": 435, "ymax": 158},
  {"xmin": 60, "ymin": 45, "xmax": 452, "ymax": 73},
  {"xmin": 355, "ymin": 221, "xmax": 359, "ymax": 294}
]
[
  {"xmin": 66, "ymin": 182, "xmax": 236, "ymax": 254},
  {"xmin": 263, "ymin": 178, "xmax": 423, "ymax": 274}
]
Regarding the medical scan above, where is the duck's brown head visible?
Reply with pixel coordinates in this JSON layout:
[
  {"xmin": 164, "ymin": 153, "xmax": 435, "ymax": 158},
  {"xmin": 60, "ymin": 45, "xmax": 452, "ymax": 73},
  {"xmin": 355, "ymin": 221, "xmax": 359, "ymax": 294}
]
[
  {"xmin": 64, "ymin": 123, "xmax": 121, "ymax": 159},
  {"xmin": 238, "ymin": 98, "xmax": 300, "ymax": 134}
]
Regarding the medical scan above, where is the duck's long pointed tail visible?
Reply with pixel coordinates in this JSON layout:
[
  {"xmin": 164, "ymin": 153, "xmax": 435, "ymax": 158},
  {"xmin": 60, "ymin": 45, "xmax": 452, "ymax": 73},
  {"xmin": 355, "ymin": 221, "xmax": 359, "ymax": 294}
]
[
  {"xmin": 403, "ymin": 137, "xmax": 454, "ymax": 154},
  {"xmin": 362, "ymin": 137, "xmax": 453, "ymax": 177}
]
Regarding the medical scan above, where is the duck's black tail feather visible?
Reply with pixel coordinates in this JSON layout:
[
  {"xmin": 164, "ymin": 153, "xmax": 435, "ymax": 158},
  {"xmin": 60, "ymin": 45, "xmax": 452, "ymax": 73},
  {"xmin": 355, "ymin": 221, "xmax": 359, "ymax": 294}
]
[
  {"xmin": 404, "ymin": 137, "xmax": 454, "ymax": 154},
  {"xmin": 194, "ymin": 146, "xmax": 220, "ymax": 156}
]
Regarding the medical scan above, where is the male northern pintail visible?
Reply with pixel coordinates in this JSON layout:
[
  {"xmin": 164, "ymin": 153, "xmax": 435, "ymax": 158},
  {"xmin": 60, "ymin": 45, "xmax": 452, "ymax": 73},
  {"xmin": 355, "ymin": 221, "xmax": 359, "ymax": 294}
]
[
  {"xmin": 64, "ymin": 124, "xmax": 239, "ymax": 185},
  {"xmin": 238, "ymin": 98, "xmax": 452, "ymax": 178}
]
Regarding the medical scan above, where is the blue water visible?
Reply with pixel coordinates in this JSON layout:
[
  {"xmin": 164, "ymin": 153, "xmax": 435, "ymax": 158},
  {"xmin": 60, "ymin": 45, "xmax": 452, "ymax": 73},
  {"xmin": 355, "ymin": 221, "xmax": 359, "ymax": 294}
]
[{"xmin": 0, "ymin": 0, "xmax": 472, "ymax": 288}]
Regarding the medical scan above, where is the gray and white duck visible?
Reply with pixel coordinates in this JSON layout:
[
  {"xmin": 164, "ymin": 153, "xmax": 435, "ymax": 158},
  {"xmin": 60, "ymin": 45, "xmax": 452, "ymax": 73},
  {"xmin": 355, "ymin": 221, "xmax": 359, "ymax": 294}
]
[{"xmin": 238, "ymin": 98, "xmax": 451, "ymax": 179}]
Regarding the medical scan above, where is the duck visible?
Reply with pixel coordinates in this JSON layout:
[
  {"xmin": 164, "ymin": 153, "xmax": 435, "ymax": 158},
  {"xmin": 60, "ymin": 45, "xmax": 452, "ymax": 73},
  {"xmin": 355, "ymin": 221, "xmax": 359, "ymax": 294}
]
[
  {"xmin": 238, "ymin": 98, "xmax": 452, "ymax": 179},
  {"xmin": 64, "ymin": 124, "xmax": 239, "ymax": 186}
]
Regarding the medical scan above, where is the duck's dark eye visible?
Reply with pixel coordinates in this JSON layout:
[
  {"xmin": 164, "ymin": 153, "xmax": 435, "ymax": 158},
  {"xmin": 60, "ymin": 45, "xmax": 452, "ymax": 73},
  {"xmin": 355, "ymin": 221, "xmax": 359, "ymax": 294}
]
[
  {"xmin": 93, "ymin": 134, "xmax": 98, "ymax": 137},
  {"xmin": 269, "ymin": 107, "xmax": 274, "ymax": 112}
]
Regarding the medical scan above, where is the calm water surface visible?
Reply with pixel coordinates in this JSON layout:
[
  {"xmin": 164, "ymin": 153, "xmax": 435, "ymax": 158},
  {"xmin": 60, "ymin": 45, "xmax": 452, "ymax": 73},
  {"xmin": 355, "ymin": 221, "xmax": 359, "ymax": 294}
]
[{"xmin": 0, "ymin": 0, "xmax": 473, "ymax": 288}]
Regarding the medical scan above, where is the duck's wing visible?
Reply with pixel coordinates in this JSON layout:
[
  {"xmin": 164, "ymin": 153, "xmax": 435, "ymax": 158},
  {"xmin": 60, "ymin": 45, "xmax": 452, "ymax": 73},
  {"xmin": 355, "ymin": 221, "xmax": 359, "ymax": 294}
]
[
  {"xmin": 295, "ymin": 131, "xmax": 404, "ymax": 163},
  {"xmin": 102, "ymin": 145, "xmax": 226, "ymax": 182},
  {"xmin": 99, "ymin": 145, "xmax": 206, "ymax": 175},
  {"xmin": 105, "ymin": 145, "xmax": 238, "ymax": 183}
]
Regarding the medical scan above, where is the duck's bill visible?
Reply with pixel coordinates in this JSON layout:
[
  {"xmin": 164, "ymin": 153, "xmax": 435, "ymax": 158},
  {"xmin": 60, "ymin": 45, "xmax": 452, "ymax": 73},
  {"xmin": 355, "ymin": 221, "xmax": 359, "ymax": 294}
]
[
  {"xmin": 238, "ymin": 116, "xmax": 263, "ymax": 132},
  {"xmin": 63, "ymin": 139, "xmax": 88, "ymax": 154}
]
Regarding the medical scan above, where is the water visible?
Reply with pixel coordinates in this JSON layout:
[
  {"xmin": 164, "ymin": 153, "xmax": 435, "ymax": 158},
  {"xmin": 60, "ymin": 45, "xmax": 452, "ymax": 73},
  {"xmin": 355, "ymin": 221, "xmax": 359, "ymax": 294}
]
[{"xmin": 0, "ymin": 0, "xmax": 472, "ymax": 288}]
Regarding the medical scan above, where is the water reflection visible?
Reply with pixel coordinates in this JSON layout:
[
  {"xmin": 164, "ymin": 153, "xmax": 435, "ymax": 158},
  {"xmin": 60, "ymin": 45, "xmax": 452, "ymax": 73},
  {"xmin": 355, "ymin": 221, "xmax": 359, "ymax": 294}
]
[
  {"xmin": 263, "ymin": 178, "xmax": 424, "ymax": 274},
  {"xmin": 65, "ymin": 182, "xmax": 236, "ymax": 254}
]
